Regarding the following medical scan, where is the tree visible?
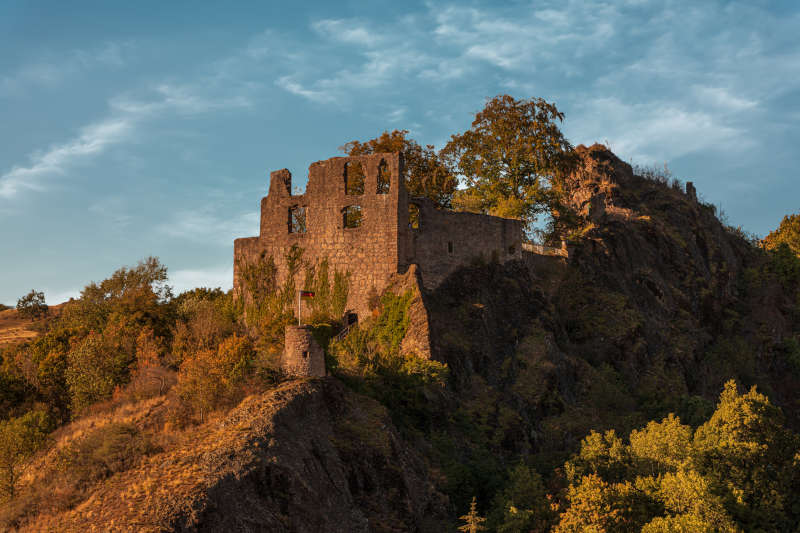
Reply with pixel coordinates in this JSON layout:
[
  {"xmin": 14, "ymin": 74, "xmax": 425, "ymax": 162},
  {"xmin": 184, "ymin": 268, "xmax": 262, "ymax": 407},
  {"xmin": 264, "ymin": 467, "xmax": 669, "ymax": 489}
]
[
  {"xmin": 64, "ymin": 333, "xmax": 121, "ymax": 413},
  {"xmin": 692, "ymin": 380, "xmax": 799, "ymax": 530},
  {"xmin": 440, "ymin": 95, "xmax": 575, "ymax": 233},
  {"xmin": 0, "ymin": 410, "xmax": 50, "ymax": 499},
  {"xmin": 177, "ymin": 334, "xmax": 255, "ymax": 420},
  {"xmin": 341, "ymin": 129, "xmax": 458, "ymax": 208},
  {"xmin": 490, "ymin": 463, "xmax": 553, "ymax": 532},
  {"xmin": 554, "ymin": 474, "xmax": 640, "ymax": 533},
  {"xmin": 763, "ymin": 212, "xmax": 800, "ymax": 256},
  {"xmin": 459, "ymin": 496, "xmax": 487, "ymax": 532},
  {"xmin": 16, "ymin": 290, "xmax": 47, "ymax": 320},
  {"xmin": 556, "ymin": 380, "xmax": 800, "ymax": 532}
]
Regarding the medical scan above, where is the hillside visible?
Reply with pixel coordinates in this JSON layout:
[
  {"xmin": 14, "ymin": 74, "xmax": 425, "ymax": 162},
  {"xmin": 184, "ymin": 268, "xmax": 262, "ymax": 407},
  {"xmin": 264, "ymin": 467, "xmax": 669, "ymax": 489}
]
[
  {"xmin": 0, "ymin": 306, "xmax": 61, "ymax": 348},
  {"xmin": 13, "ymin": 380, "xmax": 448, "ymax": 532},
  {"xmin": 2, "ymin": 145, "xmax": 799, "ymax": 531}
]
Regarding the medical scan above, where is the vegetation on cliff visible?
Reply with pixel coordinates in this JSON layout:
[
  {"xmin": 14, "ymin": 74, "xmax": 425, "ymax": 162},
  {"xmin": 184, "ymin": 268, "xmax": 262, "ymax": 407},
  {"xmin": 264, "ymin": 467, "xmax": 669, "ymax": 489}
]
[{"xmin": 1, "ymin": 96, "xmax": 799, "ymax": 531}]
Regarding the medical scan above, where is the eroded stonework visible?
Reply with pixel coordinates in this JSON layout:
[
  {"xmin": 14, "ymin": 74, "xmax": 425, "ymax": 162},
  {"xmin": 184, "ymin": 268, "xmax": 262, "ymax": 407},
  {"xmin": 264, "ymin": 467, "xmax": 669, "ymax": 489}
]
[
  {"xmin": 233, "ymin": 153, "xmax": 523, "ymax": 320},
  {"xmin": 282, "ymin": 326, "xmax": 325, "ymax": 378}
]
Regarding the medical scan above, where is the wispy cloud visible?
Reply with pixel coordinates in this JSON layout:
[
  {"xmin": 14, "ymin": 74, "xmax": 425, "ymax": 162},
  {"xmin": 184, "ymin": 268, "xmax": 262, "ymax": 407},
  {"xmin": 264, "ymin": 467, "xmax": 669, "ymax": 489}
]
[
  {"xmin": 158, "ymin": 209, "xmax": 259, "ymax": 246},
  {"xmin": 1, "ymin": 75, "xmax": 253, "ymax": 200},
  {"xmin": 1, "ymin": 42, "xmax": 129, "ymax": 96},
  {"xmin": 110, "ymin": 82, "xmax": 253, "ymax": 115},
  {"xmin": 311, "ymin": 19, "xmax": 381, "ymax": 47},
  {"xmin": 275, "ymin": 76, "xmax": 336, "ymax": 104},
  {"xmin": 88, "ymin": 196, "xmax": 134, "ymax": 228},
  {"xmin": 0, "ymin": 118, "xmax": 133, "ymax": 198},
  {"xmin": 572, "ymin": 97, "xmax": 750, "ymax": 163},
  {"xmin": 42, "ymin": 286, "xmax": 83, "ymax": 305}
]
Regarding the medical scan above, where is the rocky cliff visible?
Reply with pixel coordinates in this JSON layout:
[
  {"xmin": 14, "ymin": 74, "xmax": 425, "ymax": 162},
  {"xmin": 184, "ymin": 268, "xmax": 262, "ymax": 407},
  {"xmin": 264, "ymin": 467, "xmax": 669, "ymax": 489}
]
[{"xmin": 8, "ymin": 145, "xmax": 799, "ymax": 531}]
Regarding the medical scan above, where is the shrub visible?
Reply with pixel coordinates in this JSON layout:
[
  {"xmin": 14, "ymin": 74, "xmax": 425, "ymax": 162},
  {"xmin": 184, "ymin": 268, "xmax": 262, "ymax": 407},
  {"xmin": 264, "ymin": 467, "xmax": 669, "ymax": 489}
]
[
  {"xmin": 330, "ymin": 290, "xmax": 448, "ymax": 429},
  {"xmin": 58, "ymin": 422, "xmax": 155, "ymax": 486},
  {"xmin": 177, "ymin": 334, "xmax": 255, "ymax": 420},
  {"xmin": 169, "ymin": 293, "xmax": 236, "ymax": 368},
  {"xmin": 0, "ymin": 410, "xmax": 51, "ymax": 499}
]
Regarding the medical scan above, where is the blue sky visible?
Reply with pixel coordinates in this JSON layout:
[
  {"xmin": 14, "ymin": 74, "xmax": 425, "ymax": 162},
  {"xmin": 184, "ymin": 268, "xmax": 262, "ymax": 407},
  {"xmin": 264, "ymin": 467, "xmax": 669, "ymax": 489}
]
[{"xmin": 2, "ymin": 1, "xmax": 799, "ymax": 305}]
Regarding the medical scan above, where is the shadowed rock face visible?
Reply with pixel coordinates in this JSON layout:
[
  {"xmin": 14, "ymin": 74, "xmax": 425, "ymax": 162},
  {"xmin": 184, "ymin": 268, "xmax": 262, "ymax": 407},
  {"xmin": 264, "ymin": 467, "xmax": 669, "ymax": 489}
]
[{"xmin": 22, "ymin": 381, "xmax": 449, "ymax": 533}]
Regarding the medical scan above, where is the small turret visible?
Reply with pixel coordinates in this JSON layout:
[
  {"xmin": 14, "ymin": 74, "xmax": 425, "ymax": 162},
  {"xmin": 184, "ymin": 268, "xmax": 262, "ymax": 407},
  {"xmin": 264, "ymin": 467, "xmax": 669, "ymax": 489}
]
[{"xmin": 282, "ymin": 326, "xmax": 325, "ymax": 378}]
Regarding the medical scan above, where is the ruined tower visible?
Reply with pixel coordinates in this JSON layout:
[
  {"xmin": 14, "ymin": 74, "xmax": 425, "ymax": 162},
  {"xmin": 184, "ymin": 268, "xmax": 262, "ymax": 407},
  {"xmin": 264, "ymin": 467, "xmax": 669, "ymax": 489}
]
[{"xmin": 282, "ymin": 325, "xmax": 325, "ymax": 378}]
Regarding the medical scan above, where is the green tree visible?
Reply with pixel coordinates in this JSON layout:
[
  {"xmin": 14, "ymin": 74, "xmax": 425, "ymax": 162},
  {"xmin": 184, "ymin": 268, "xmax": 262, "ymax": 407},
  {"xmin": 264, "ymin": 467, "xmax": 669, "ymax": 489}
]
[
  {"xmin": 440, "ymin": 94, "xmax": 575, "ymax": 233},
  {"xmin": 763, "ymin": 212, "xmax": 800, "ymax": 256},
  {"xmin": 554, "ymin": 474, "xmax": 641, "ymax": 533},
  {"xmin": 490, "ymin": 463, "xmax": 552, "ymax": 532},
  {"xmin": 16, "ymin": 290, "xmax": 47, "ymax": 320},
  {"xmin": 556, "ymin": 380, "xmax": 800, "ymax": 532},
  {"xmin": 459, "ymin": 496, "xmax": 487, "ymax": 532},
  {"xmin": 64, "ymin": 333, "xmax": 124, "ymax": 413},
  {"xmin": 341, "ymin": 129, "xmax": 457, "ymax": 208},
  {"xmin": 0, "ymin": 410, "xmax": 50, "ymax": 499},
  {"xmin": 629, "ymin": 413, "xmax": 692, "ymax": 476},
  {"xmin": 641, "ymin": 469, "xmax": 739, "ymax": 533},
  {"xmin": 692, "ymin": 380, "xmax": 799, "ymax": 530}
]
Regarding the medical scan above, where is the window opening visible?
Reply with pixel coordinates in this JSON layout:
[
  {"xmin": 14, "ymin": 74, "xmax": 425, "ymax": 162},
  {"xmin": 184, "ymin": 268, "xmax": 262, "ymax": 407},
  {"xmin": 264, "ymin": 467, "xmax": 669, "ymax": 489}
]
[
  {"xmin": 408, "ymin": 204, "xmax": 420, "ymax": 229},
  {"xmin": 344, "ymin": 161, "xmax": 365, "ymax": 195},
  {"xmin": 377, "ymin": 159, "xmax": 390, "ymax": 194},
  {"xmin": 288, "ymin": 206, "xmax": 307, "ymax": 233},
  {"xmin": 302, "ymin": 350, "xmax": 309, "ymax": 359},
  {"xmin": 342, "ymin": 205, "xmax": 363, "ymax": 228},
  {"xmin": 448, "ymin": 241, "xmax": 453, "ymax": 254}
]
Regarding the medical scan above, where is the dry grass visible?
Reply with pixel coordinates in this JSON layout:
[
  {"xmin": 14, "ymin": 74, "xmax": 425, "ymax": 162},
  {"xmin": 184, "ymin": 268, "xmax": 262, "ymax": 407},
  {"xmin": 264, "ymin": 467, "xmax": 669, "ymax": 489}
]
[
  {"xmin": 3, "ymin": 379, "xmax": 317, "ymax": 532},
  {"xmin": 0, "ymin": 305, "xmax": 64, "ymax": 348}
]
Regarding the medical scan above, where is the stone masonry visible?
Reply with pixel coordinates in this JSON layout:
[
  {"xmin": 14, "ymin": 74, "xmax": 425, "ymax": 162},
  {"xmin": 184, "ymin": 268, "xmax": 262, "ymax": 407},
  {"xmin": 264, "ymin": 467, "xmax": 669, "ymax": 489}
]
[
  {"xmin": 282, "ymin": 326, "xmax": 325, "ymax": 378},
  {"xmin": 234, "ymin": 153, "xmax": 524, "ymax": 319}
]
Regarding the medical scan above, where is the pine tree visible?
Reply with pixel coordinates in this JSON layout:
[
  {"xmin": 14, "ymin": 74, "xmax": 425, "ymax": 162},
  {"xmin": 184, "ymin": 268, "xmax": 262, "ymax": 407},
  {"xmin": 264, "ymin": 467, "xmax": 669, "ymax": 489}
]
[{"xmin": 459, "ymin": 496, "xmax": 487, "ymax": 532}]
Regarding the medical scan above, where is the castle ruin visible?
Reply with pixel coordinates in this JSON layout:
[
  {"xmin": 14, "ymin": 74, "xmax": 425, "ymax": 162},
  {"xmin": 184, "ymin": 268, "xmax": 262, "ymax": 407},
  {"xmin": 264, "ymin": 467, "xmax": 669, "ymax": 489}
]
[{"xmin": 233, "ymin": 153, "xmax": 524, "ymax": 321}]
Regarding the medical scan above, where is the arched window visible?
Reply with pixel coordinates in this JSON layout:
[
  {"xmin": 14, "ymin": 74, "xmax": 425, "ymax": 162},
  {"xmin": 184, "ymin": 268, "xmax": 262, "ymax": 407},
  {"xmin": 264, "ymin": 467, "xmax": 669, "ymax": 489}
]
[
  {"xmin": 342, "ymin": 205, "xmax": 363, "ymax": 228},
  {"xmin": 377, "ymin": 159, "xmax": 390, "ymax": 194},
  {"xmin": 344, "ymin": 161, "xmax": 365, "ymax": 195}
]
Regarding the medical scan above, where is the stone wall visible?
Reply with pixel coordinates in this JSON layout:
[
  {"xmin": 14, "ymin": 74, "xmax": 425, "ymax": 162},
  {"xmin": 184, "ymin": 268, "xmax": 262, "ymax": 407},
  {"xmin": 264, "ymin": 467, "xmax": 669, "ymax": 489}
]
[
  {"xmin": 234, "ymin": 152, "xmax": 525, "ymax": 319},
  {"xmin": 234, "ymin": 153, "xmax": 407, "ymax": 318},
  {"xmin": 282, "ymin": 326, "xmax": 325, "ymax": 377},
  {"xmin": 400, "ymin": 197, "xmax": 524, "ymax": 290}
]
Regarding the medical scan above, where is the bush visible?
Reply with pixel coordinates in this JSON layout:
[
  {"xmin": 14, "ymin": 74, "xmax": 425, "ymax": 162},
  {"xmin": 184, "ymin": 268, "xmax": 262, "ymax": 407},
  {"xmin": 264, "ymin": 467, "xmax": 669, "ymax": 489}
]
[
  {"xmin": 330, "ymin": 290, "xmax": 449, "ymax": 429},
  {"xmin": 0, "ymin": 410, "xmax": 51, "ymax": 499},
  {"xmin": 16, "ymin": 291, "xmax": 47, "ymax": 320},
  {"xmin": 177, "ymin": 334, "xmax": 255, "ymax": 420},
  {"xmin": 169, "ymin": 292, "xmax": 236, "ymax": 368},
  {"xmin": 58, "ymin": 422, "xmax": 155, "ymax": 486}
]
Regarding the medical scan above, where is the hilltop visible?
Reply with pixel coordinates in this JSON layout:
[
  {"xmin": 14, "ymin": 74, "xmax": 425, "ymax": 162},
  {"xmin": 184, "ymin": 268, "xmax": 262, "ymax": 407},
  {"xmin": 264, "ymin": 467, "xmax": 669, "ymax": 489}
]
[
  {"xmin": 1, "ymin": 145, "xmax": 799, "ymax": 531},
  {"xmin": 0, "ymin": 305, "xmax": 64, "ymax": 348}
]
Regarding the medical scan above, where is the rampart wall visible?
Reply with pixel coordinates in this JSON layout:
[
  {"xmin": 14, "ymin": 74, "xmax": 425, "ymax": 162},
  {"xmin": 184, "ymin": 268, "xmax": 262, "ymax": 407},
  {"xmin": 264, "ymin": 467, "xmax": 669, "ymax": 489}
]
[{"xmin": 400, "ymin": 198, "xmax": 524, "ymax": 290}]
